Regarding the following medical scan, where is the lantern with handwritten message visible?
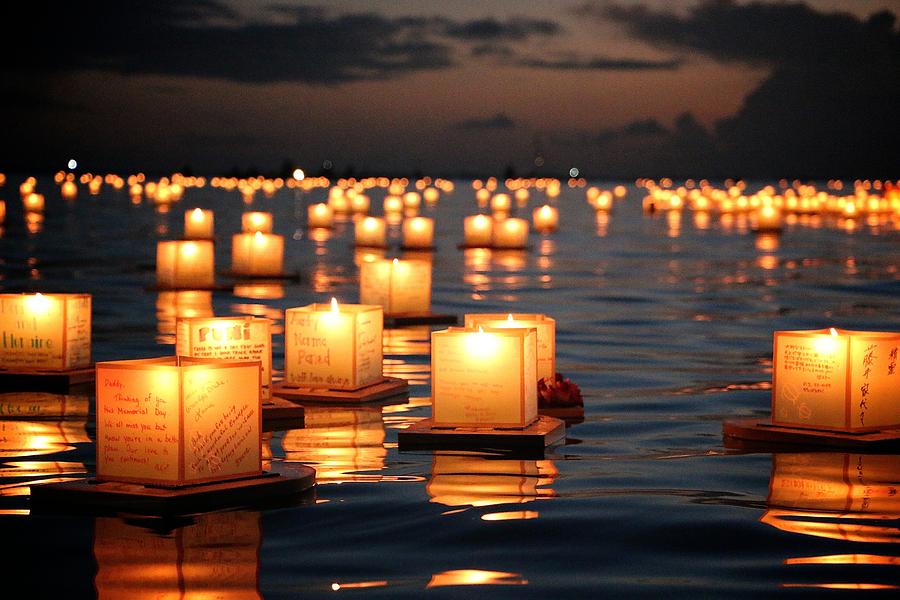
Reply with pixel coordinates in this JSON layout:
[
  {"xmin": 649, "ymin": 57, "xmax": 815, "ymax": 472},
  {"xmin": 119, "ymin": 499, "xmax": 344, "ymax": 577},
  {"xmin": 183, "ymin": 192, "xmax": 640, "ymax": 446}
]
[
  {"xmin": 96, "ymin": 356, "xmax": 261, "ymax": 486},
  {"xmin": 465, "ymin": 313, "xmax": 555, "ymax": 381},
  {"xmin": 360, "ymin": 258, "xmax": 431, "ymax": 314},
  {"xmin": 176, "ymin": 316, "xmax": 271, "ymax": 399},
  {"xmin": 492, "ymin": 218, "xmax": 529, "ymax": 249},
  {"xmin": 284, "ymin": 300, "xmax": 383, "ymax": 390},
  {"xmin": 532, "ymin": 205, "xmax": 559, "ymax": 233},
  {"xmin": 431, "ymin": 327, "xmax": 537, "ymax": 428},
  {"xmin": 463, "ymin": 215, "xmax": 493, "ymax": 247},
  {"xmin": 402, "ymin": 217, "xmax": 434, "ymax": 248},
  {"xmin": 156, "ymin": 240, "xmax": 215, "ymax": 289},
  {"xmin": 308, "ymin": 203, "xmax": 333, "ymax": 228},
  {"xmin": 0, "ymin": 293, "xmax": 91, "ymax": 371},
  {"xmin": 772, "ymin": 328, "xmax": 900, "ymax": 431},
  {"xmin": 354, "ymin": 216, "xmax": 387, "ymax": 247},
  {"xmin": 241, "ymin": 211, "xmax": 273, "ymax": 233},
  {"xmin": 231, "ymin": 231, "xmax": 284, "ymax": 276},
  {"xmin": 184, "ymin": 208, "xmax": 214, "ymax": 239}
]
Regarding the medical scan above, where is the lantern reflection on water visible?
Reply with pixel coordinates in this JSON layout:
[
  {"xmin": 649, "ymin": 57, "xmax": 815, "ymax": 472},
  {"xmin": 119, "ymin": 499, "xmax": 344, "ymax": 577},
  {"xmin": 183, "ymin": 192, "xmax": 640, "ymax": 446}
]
[
  {"xmin": 155, "ymin": 291, "xmax": 214, "ymax": 344},
  {"xmin": 282, "ymin": 406, "xmax": 386, "ymax": 483},
  {"xmin": 93, "ymin": 511, "xmax": 262, "ymax": 600}
]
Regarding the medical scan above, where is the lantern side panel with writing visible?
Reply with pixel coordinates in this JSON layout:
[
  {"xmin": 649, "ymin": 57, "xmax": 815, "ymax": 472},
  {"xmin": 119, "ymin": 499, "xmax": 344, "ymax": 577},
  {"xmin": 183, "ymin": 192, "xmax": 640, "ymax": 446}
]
[
  {"xmin": 0, "ymin": 293, "xmax": 91, "ymax": 370},
  {"xmin": 465, "ymin": 313, "xmax": 555, "ymax": 381},
  {"xmin": 849, "ymin": 332, "xmax": 900, "ymax": 429}
]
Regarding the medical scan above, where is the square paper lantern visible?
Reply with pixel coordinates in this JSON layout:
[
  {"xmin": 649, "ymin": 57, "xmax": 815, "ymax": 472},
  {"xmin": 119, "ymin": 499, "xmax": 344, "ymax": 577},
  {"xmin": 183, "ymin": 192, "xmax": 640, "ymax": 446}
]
[
  {"xmin": 772, "ymin": 328, "xmax": 900, "ymax": 431},
  {"xmin": 354, "ymin": 216, "xmax": 387, "ymax": 247},
  {"xmin": 241, "ymin": 211, "xmax": 273, "ymax": 233},
  {"xmin": 402, "ymin": 217, "xmax": 434, "ymax": 248},
  {"xmin": 184, "ymin": 208, "xmax": 214, "ymax": 239},
  {"xmin": 463, "ymin": 214, "xmax": 493, "ymax": 247},
  {"xmin": 359, "ymin": 258, "xmax": 431, "ymax": 313},
  {"xmin": 284, "ymin": 300, "xmax": 383, "ymax": 390},
  {"xmin": 176, "ymin": 316, "xmax": 272, "ymax": 399},
  {"xmin": 157, "ymin": 240, "xmax": 215, "ymax": 289},
  {"xmin": 231, "ymin": 232, "xmax": 284, "ymax": 276},
  {"xmin": 492, "ymin": 217, "xmax": 529, "ymax": 249},
  {"xmin": 465, "ymin": 313, "xmax": 556, "ymax": 381},
  {"xmin": 431, "ymin": 327, "xmax": 537, "ymax": 428},
  {"xmin": 0, "ymin": 293, "xmax": 91, "ymax": 370},
  {"xmin": 96, "ymin": 356, "xmax": 262, "ymax": 486}
]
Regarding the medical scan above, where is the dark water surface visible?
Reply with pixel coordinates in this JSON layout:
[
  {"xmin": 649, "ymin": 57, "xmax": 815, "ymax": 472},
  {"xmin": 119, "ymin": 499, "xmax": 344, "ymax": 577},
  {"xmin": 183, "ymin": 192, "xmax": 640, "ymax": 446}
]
[{"xmin": 1, "ymin": 180, "xmax": 899, "ymax": 598}]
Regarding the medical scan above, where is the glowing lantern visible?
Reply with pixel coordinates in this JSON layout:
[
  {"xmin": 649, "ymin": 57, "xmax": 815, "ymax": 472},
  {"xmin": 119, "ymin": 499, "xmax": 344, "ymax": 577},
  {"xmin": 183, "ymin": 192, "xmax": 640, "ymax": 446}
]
[
  {"xmin": 96, "ymin": 356, "xmax": 262, "ymax": 485},
  {"xmin": 751, "ymin": 205, "xmax": 782, "ymax": 232},
  {"xmin": 184, "ymin": 208, "xmax": 214, "ymax": 239},
  {"xmin": 350, "ymin": 193, "xmax": 370, "ymax": 214},
  {"xmin": 284, "ymin": 299, "xmax": 383, "ymax": 390},
  {"xmin": 463, "ymin": 214, "xmax": 492, "ymax": 247},
  {"xmin": 423, "ymin": 187, "xmax": 440, "ymax": 205},
  {"xmin": 402, "ymin": 192, "xmax": 421, "ymax": 210},
  {"xmin": 0, "ymin": 200, "xmax": 5, "ymax": 223},
  {"xmin": 23, "ymin": 193, "xmax": 45, "ymax": 213},
  {"xmin": 176, "ymin": 316, "xmax": 272, "ymax": 399},
  {"xmin": 383, "ymin": 195, "xmax": 403, "ymax": 216},
  {"xmin": 308, "ymin": 203, "xmax": 333, "ymax": 228},
  {"xmin": 360, "ymin": 258, "xmax": 431, "ymax": 313},
  {"xmin": 465, "ymin": 313, "xmax": 555, "ymax": 381},
  {"xmin": 60, "ymin": 180, "xmax": 78, "ymax": 200},
  {"xmin": 431, "ymin": 326, "xmax": 537, "ymax": 428},
  {"xmin": 354, "ymin": 216, "xmax": 387, "ymax": 247},
  {"xmin": 492, "ymin": 217, "xmax": 529, "ymax": 249},
  {"xmin": 231, "ymin": 231, "xmax": 284, "ymax": 277},
  {"xmin": 0, "ymin": 293, "xmax": 91, "ymax": 370},
  {"xmin": 476, "ymin": 188, "xmax": 491, "ymax": 208},
  {"xmin": 156, "ymin": 240, "xmax": 215, "ymax": 289},
  {"xmin": 772, "ymin": 328, "xmax": 900, "ymax": 431},
  {"xmin": 241, "ymin": 211, "xmax": 273, "ymax": 233},
  {"xmin": 514, "ymin": 188, "xmax": 529, "ymax": 207},
  {"xmin": 402, "ymin": 216, "xmax": 434, "ymax": 248},
  {"xmin": 490, "ymin": 193, "xmax": 511, "ymax": 218},
  {"xmin": 532, "ymin": 205, "xmax": 559, "ymax": 233}
]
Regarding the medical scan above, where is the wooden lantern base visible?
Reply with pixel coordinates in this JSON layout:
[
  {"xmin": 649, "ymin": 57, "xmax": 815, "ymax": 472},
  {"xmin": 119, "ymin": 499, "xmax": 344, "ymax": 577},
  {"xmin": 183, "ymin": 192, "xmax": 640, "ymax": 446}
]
[
  {"xmin": 271, "ymin": 376, "xmax": 409, "ymax": 405},
  {"xmin": 262, "ymin": 396, "xmax": 306, "ymax": 431},
  {"xmin": 384, "ymin": 312, "xmax": 459, "ymax": 328},
  {"xmin": 723, "ymin": 417, "xmax": 900, "ymax": 451},
  {"xmin": 456, "ymin": 243, "xmax": 491, "ymax": 250},
  {"xmin": 539, "ymin": 405, "xmax": 585, "ymax": 423},
  {"xmin": 398, "ymin": 414, "xmax": 566, "ymax": 455},
  {"xmin": 0, "ymin": 366, "xmax": 94, "ymax": 392},
  {"xmin": 30, "ymin": 464, "xmax": 316, "ymax": 515},
  {"xmin": 399, "ymin": 245, "xmax": 436, "ymax": 252},
  {"xmin": 220, "ymin": 270, "xmax": 302, "ymax": 281},
  {"xmin": 354, "ymin": 243, "xmax": 389, "ymax": 250}
]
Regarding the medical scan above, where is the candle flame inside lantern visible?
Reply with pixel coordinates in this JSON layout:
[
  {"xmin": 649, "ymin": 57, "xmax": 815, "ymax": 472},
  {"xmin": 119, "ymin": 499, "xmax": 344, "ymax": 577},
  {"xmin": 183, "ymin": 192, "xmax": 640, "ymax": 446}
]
[
  {"xmin": 254, "ymin": 230, "xmax": 266, "ymax": 246},
  {"xmin": 25, "ymin": 292, "xmax": 51, "ymax": 315},
  {"xmin": 331, "ymin": 297, "xmax": 339, "ymax": 313},
  {"xmin": 468, "ymin": 326, "xmax": 499, "ymax": 357},
  {"xmin": 364, "ymin": 217, "xmax": 377, "ymax": 231},
  {"xmin": 830, "ymin": 327, "xmax": 839, "ymax": 336},
  {"xmin": 181, "ymin": 242, "xmax": 197, "ymax": 258},
  {"xmin": 190, "ymin": 208, "xmax": 204, "ymax": 222},
  {"xmin": 392, "ymin": 258, "xmax": 399, "ymax": 266},
  {"xmin": 507, "ymin": 313, "xmax": 514, "ymax": 322},
  {"xmin": 539, "ymin": 205, "xmax": 552, "ymax": 217},
  {"xmin": 814, "ymin": 328, "xmax": 841, "ymax": 354}
]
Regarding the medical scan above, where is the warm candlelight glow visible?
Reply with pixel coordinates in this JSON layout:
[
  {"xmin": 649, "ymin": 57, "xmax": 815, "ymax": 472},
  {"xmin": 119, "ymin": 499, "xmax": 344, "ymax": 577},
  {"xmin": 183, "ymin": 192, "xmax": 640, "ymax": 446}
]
[
  {"xmin": 466, "ymin": 313, "xmax": 556, "ymax": 380},
  {"xmin": 492, "ymin": 217, "xmax": 529, "ymax": 249},
  {"xmin": 0, "ymin": 293, "xmax": 92, "ymax": 370},
  {"xmin": 463, "ymin": 214, "xmax": 493, "ymax": 247},
  {"xmin": 231, "ymin": 232, "xmax": 284, "ymax": 276},
  {"xmin": 242, "ymin": 211, "xmax": 273, "ymax": 233},
  {"xmin": 307, "ymin": 202, "xmax": 334, "ymax": 228},
  {"xmin": 532, "ymin": 204, "xmax": 559, "ymax": 233},
  {"xmin": 402, "ymin": 216, "xmax": 434, "ymax": 248},
  {"xmin": 184, "ymin": 208, "xmax": 214, "ymax": 239},
  {"xmin": 354, "ymin": 216, "xmax": 387, "ymax": 247},
  {"xmin": 360, "ymin": 258, "xmax": 431, "ymax": 313},
  {"xmin": 157, "ymin": 240, "xmax": 215, "ymax": 288}
]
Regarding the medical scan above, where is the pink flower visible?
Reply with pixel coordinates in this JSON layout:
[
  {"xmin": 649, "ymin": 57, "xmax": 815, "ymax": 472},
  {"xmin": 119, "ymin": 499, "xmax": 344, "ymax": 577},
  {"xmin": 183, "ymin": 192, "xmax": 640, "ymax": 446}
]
[{"xmin": 538, "ymin": 373, "xmax": 583, "ymax": 408}]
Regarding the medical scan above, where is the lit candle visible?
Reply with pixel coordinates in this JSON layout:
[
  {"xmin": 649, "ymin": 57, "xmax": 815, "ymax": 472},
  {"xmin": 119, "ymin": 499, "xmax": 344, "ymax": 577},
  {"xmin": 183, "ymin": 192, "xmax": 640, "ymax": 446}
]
[
  {"xmin": 492, "ymin": 217, "xmax": 529, "ymax": 249},
  {"xmin": 431, "ymin": 326, "xmax": 538, "ymax": 428},
  {"xmin": 772, "ymin": 327, "xmax": 900, "ymax": 431},
  {"xmin": 0, "ymin": 293, "xmax": 91, "ymax": 370},
  {"xmin": 354, "ymin": 216, "xmax": 387, "ymax": 248},
  {"xmin": 402, "ymin": 216, "xmax": 434, "ymax": 248},
  {"xmin": 184, "ymin": 208, "xmax": 214, "ymax": 239},
  {"xmin": 176, "ymin": 316, "xmax": 272, "ymax": 399},
  {"xmin": 241, "ymin": 211, "xmax": 273, "ymax": 233},
  {"xmin": 752, "ymin": 205, "xmax": 782, "ymax": 232},
  {"xmin": 307, "ymin": 203, "xmax": 334, "ymax": 228},
  {"xmin": 96, "ymin": 356, "xmax": 262, "ymax": 485},
  {"xmin": 156, "ymin": 240, "xmax": 215, "ymax": 289},
  {"xmin": 284, "ymin": 299, "xmax": 383, "ymax": 390},
  {"xmin": 463, "ymin": 214, "xmax": 493, "ymax": 247},
  {"xmin": 465, "ymin": 313, "xmax": 556, "ymax": 380},
  {"xmin": 532, "ymin": 205, "xmax": 559, "ymax": 233},
  {"xmin": 360, "ymin": 258, "xmax": 431, "ymax": 313},
  {"xmin": 490, "ymin": 193, "xmax": 511, "ymax": 218},
  {"xmin": 23, "ymin": 192, "xmax": 45, "ymax": 213},
  {"xmin": 231, "ymin": 231, "xmax": 284, "ymax": 277}
]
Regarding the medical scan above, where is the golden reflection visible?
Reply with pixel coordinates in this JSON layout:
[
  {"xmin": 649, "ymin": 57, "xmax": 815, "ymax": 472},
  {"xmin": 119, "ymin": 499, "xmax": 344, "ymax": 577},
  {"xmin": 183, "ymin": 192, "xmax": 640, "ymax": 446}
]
[
  {"xmin": 0, "ymin": 419, "xmax": 90, "ymax": 457},
  {"xmin": 492, "ymin": 250, "xmax": 526, "ymax": 271},
  {"xmin": 233, "ymin": 282, "xmax": 284, "ymax": 300},
  {"xmin": 308, "ymin": 227, "xmax": 332, "ymax": 243},
  {"xmin": 25, "ymin": 212, "xmax": 44, "ymax": 234},
  {"xmin": 595, "ymin": 210, "xmax": 610, "ymax": 237},
  {"xmin": 155, "ymin": 291, "xmax": 213, "ymax": 344},
  {"xmin": 427, "ymin": 570, "xmax": 527, "ymax": 588},
  {"xmin": 666, "ymin": 210, "xmax": 681, "ymax": 238},
  {"xmin": 427, "ymin": 454, "xmax": 557, "ymax": 511},
  {"xmin": 761, "ymin": 453, "xmax": 900, "ymax": 545},
  {"xmin": 282, "ymin": 406, "xmax": 387, "ymax": 483},
  {"xmin": 383, "ymin": 326, "xmax": 431, "ymax": 357},
  {"xmin": 0, "ymin": 392, "xmax": 90, "ymax": 419},
  {"xmin": 693, "ymin": 210, "xmax": 710, "ymax": 231},
  {"xmin": 354, "ymin": 247, "xmax": 387, "ymax": 267},
  {"xmin": 754, "ymin": 232, "xmax": 780, "ymax": 252},
  {"xmin": 93, "ymin": 511, "xmax": 262, "ymax": 599},
  {"xmin": 310, "ymin": 261, "xmax": 350, "ymax": 293}
]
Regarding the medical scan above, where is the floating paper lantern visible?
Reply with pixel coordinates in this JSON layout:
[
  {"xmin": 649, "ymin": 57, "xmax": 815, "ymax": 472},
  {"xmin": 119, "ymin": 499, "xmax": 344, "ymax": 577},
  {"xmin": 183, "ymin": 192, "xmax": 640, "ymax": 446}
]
[
  {"xmin": 490, "ymin": 193, "xmax": 511, "ymax": 218},
  {"xmin": 354, "ymin": 216, "xmax": 387, "ymax": 247},
  {"xmin": 402, "ymin": 217, "xmax": 434, "ymax": 248},
  {"xmin": 0, "ymin": 293, "xmax": 91, "ymax": 371},
  {"xmin": 284, "ymin": 299, "xmax": 383, "ymax": 390},
  {"xmin": 0, "ymin": 200, "xmax": 6, "ymax": 223},
  {"xmin": 156, "ymin": 240, "xmax": 215, "ymax": 289},
  {"xmin": 431, "ymin": 326, "xmax": 537, "ymax": 428},
  {"xmin": 184, "ymin": 208, "xmax": 214, "ymax": 239},
  {"xmin": 350, "ymin": 193, "xmax": 370, "ymax": 214},
  {"xmin": 423, "ymin": 187, "xmax": 440, "ymax": 205},
  {"xmin": 751, "ymin": 205, "xmax": 782, "ymax": 232},
  {"xmin": 96, "ymin": 356, "xmax": 262, "ymax": 485},
  {"xmin": 360, "ymin": 258, "xmax": 431, "ymax": 313},
  {"xmin": 515, "ymin": 188, "xmax": 529, "ymax": 207},
  {"xmin": 231, "ymin": 231, "xmax": 284, "ymax": 277},
  {"xmin": 465, "ymin": 313, "xmax": 555, "ymax": 380},
  {"xmin": 772, "ymin": 328, "xmax": 900, "ymax": 431},
  {"xmin": 476, "ymin": 188, "xmax": 491, "ymax": 208},
  {"xmin": 60, "ymin": 180, "xmax": 78, "ymax": 201},
  {"xmin": 463, "ymin": 214, "xmax": 492, "ymax": 247},
  {"xmin": 23, "ymin": 193, "xmax": 45, "ymax": 213},
  {"xmin": 532, "ymin": 205, "xmax": 559, "ymax": 233},
  {"xmin": 403, "ymin": 192, "xmax": 421, "ymax": 210},
  {"xmin": 241, "ymin": 211, "xmax": 273, "ymax": 233},
  {"xmin": 176, "ymin": 316, "xmax": 272, "ymax": 399},
  {"xmin": 383, "ymin": 195, "xmax": 403, "ymax": 216},
  {"xmin": 307, "ymin": 203, "xmax": 334, "ymax": 228},
  {"xmin": 492, "ymin": 217, "xmax": 529, "ymax": 249}
]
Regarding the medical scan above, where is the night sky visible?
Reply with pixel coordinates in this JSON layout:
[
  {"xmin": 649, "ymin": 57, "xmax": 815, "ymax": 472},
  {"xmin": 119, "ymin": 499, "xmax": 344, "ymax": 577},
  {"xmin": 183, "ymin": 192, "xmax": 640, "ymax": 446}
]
[{"xmin": 2, "ymin": 0, "xmax": 898, "ymax": 177}]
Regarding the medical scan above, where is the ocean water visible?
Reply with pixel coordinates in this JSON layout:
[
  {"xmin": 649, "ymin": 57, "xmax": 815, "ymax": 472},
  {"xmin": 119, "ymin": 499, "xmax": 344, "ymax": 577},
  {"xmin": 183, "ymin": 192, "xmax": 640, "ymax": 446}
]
[{"xmin": 1, "ymin": 179, "xmax": 899, "ymax": 598}]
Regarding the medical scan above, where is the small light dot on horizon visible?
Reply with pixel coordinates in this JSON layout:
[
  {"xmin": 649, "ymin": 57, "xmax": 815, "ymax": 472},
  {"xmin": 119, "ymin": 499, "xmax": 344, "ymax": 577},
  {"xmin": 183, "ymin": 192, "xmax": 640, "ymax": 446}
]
[{"xmin": 68, "ymin": 159, "xmax": 77, "ymax": 170}]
